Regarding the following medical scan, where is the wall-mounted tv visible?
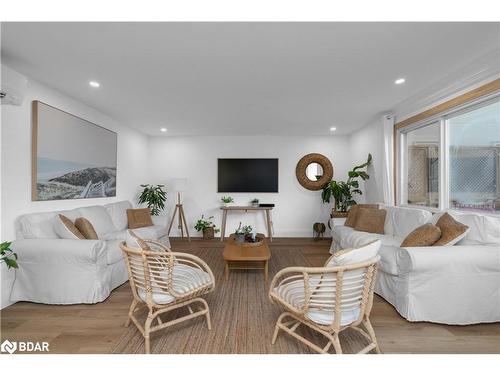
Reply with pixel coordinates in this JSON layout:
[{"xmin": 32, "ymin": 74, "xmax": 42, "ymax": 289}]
[{"xmin": 218, "ymin": 158, "xmax": 279, "ymax": 193}]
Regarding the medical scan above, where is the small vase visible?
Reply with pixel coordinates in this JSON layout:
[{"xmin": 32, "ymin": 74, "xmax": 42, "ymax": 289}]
[{"xmin": 235, "ymin": 233, "xmax": 245, "ymax": 243}]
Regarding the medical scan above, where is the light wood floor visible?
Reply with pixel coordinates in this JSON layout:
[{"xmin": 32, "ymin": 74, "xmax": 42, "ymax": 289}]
[{"xmin": 1, "ymin": 237, "xmax": 499, "ymax": 354}]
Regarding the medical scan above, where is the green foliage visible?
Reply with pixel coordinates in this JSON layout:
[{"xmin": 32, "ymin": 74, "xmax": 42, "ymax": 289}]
[
  {"xmin": 234, "ymin": 222, "xmax": 251, "ymax": 235},
  {"xmin": 250, "ymin": 198, "xmax": 259, "ymax": 204},
  {"xmin": 322, "ymin": 154, "xmax": 372, "ymax": 212},
  {"xmin": 221, "ymin": 196, "xmax": 234, "ymax": 203},
  {"xmin": 1, "ymin": 241, "xmax": 18, "ymax": 269},
  {"xmin": 194, "ymin": 215, "xmax": 220, "ymax": 233},
  {"xmin": 138, "ymin": 184, "xmax": 167, "ymax": 216}
]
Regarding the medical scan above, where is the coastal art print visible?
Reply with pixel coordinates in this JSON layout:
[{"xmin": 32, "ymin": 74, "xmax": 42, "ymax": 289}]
[{"xmin": 32, "ymin": 101, "xmax": 117, "ymax": 201}]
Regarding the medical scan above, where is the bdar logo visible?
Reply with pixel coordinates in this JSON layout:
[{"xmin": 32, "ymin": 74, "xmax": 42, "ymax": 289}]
[{"xmin": 1, "ymin": 339, "xmax": 17, "ymax": 354}]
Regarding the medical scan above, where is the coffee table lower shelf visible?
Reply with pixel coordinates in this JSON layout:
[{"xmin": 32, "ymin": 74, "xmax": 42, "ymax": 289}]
[{"xmin": 224, "ymin": 260, "xmax": 269, "ymax": 282}]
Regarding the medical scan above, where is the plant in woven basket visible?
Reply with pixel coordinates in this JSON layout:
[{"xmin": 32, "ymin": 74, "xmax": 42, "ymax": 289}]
[
  {"xmin": 321, "ymin": 153, "xmax": 372, "ymax": 212},
  {"xmin": 138, "ymin": 184, "xmax": 167, "ymax": 216},
  {"xmin": 1, "ymin": 241, "xmax": 18, "ymax": 269},
  {"xmin": 194, "ymin": 215, "xmax": 220, "ymax": 239}
]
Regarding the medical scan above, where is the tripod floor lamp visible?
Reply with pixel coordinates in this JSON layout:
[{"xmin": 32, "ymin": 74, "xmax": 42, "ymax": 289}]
[{"xmin": 167, "ymin": 178, "xmax": 190, "ymax": 241}]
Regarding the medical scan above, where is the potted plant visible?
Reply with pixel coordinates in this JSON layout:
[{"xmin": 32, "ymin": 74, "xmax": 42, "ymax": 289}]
[
  {"xmin": 321, "ymin": 154, "xmax": 372, "ymax": 216},
  {"xmin": 1, "ymin": 241, "xmax": 18, "ymax": 269},
  {"xmin": 138, "ymin": 184, "xmax": 167, "ymax": 216},
  {"xmin": 194, "ymin": 215, "xmax": 220, "ymax": 239},
  {"xmin": 250, "ymin": 198, "xmax": 259, "ymax": 207},
  {"xmin": 242, "ymin": 225, "xmax": 253, "ymax": 242},
  {"xmin": 221, "ymin": 196, "xmax": 234, "ymax": 207}
]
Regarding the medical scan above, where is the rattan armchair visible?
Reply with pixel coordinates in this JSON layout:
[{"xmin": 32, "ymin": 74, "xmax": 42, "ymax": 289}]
[
  {"xmin": 269, "ymin": 242, "xmax": 381, "ymax": 354},
  {"xmin": 120, "ymin": 231, "xmax": 215, "ymax": 354}
]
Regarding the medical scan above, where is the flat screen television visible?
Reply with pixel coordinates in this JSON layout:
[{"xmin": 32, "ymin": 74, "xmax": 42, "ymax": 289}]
[{"xmin": 217, "ymin": 158, "xmax": 278, "ymax": 193}]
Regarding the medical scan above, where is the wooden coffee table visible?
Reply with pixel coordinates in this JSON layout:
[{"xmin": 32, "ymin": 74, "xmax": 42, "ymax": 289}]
[{"xmin": 223, "ymin": 233, "xmax": 271, "ymax": 282}]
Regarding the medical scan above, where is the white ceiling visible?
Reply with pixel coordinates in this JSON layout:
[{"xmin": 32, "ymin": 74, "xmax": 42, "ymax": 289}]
[{"xmin": 1, "ymin": 22, "xmax": 499, "ymax": 136}]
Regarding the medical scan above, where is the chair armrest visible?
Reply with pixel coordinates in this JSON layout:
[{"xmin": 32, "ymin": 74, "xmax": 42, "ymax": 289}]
[
  {"xmin": 151, "ymin": 215, "xmax": 169, "ymax": 227},
  {"xmin": 12, "ymin": 239, "xmax": 107, "ymax": 264}
]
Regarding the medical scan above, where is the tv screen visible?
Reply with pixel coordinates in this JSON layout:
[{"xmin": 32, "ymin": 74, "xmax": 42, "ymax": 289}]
[{"xmin": 218, "ymin": 158, "xmax": 278, "ymax": 193}]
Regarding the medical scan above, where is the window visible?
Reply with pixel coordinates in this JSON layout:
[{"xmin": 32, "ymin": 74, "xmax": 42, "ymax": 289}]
[
  {"xmin": 398, "ymin": 95, "xmax": 500, "ymax": 214},
  {"xmin": 448, "ymin": 100, "xmax": 500, "ymax": 213},
  {"xmin": 405, "ymin": 122, "xmax": 440, "ymax": 208}
]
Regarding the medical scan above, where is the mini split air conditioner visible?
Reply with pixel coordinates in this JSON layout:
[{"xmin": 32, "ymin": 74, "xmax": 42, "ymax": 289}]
[{"xmin": 1, "ymin": 65, "xmax": 28, "ymax": 106}]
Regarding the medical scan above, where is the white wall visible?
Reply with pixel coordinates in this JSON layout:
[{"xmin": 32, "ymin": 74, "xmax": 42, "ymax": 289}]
[
  {"xmin": 348, "ymin": 120, "xmax": 385, "ymax": 204},
  {"xmin": 148, "ymin": 136, "xmax": 352, "ymax": 238},
  {"xmin": 0, "ymin": 67, "xmax": 150, "ymax": 308}
]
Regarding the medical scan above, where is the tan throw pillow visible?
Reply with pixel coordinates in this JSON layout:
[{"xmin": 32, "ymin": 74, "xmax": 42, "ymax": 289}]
[
  {"xmin": 55, "ymin": 214, "xmax": 85, "ymax": 239},
  {"xmin": 433, "ymin": 213, "xmax": 469, "ymax": 246},
  {"xmin": 345, "ymin": 204, "xmax": 379, "ymax": 228},
  {"xmin": 75, "ymin": 217, "xmax": 99, "ymax": 240},
  {"xmin": 127, "ymin": 208, "xmax": 154, "ymax": 229},
  {"xmin": 354, "ymin": 208, "xmax": 386, "ymax": 234},
  {"xmin": 400, "ymin": 223, "xmax": 441, "ymax": 247}
]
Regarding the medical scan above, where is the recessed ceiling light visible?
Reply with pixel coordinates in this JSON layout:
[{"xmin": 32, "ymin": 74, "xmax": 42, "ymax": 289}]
[
  {"xmin": 330, "ymin": 127, "xmax": 337, "ymax": 132},
  {"xmin": 89, "ymin": 81, "xmax": 100, "ymax": 88},
  {"xmin": 395, "ymin": 78, "xmax": 406, "ymax": 85},
  {"xmin": 160, "ymin": 128, "xmax": 167, "ymax": 132}
]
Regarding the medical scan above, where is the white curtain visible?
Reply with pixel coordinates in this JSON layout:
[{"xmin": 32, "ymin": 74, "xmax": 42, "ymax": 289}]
[{"xmin": 382, "ymin": 114, "xmax": 395, "ymax": 205}]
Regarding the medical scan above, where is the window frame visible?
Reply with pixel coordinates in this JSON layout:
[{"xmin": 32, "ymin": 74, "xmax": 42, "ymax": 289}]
[{"xmin": 396, "ymin": 92, "xmax": 500, "ymax": 213}]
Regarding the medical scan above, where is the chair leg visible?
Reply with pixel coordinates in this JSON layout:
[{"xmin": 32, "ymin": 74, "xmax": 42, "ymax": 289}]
[
  {"xmin": 271, "ymin": 312, "xmax": 287, "ymax": 345},
  {"xmin": 331, "ymin": 332, "xmax": 343, "ymax": 354},
  {"xmin": 362, "ymin": 318, "xmax": 381, "ymax": 354},
  {"xmin": 144, "ymin": 315, "xmax": 154, "ymax": 354},
  {"xmin": 125, "ymin": 300, "xmax": 138, "ymax": 327}
]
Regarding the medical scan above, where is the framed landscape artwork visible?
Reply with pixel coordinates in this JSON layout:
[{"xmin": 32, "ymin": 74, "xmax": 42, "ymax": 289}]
[{"xmin": 32, "ymin": 101, "xmax": 117, "ymax": 201}]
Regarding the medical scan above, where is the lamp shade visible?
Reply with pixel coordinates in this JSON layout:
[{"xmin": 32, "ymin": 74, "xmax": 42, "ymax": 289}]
[{"xmin": 171, "ymin": 178, "xmax": 188, "ymax": 192}]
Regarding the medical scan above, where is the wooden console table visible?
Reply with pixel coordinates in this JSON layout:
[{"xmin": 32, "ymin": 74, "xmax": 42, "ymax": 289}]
[{"xmin": 220, "ymin": 206, "xmax": 274, "ymax": 242}]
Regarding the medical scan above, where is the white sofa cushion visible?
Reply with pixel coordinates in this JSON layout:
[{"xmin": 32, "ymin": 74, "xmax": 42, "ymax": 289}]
[
  {"xmin": 434, "ymin": 211, "xmax": 500, "ymax": 246},
  {"xmin": 77, "ymin": 205, "xmax": 116, "ymax": 236},
  {"xmin": 105, "ymin": 201, "xmax": 132, "ymax": 231},
  {"xmin": 383, "ymin": 206, "xmax": 433, "ymax": 239},
  {"xmin": 18, "ymin": 212, "xmax": 60, "ymax": 239},
  {"xmin": 104, "ymin": 225, "xmax": 168, "ymax": 242}
]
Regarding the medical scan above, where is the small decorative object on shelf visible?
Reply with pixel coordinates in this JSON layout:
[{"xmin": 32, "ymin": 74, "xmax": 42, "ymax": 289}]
[
  {"xmin": 234, "ymin": 222, "xmax": 253, "ymax": 243},
  {"xmin": 138, "ymin": 184, "xmax": 167, "ymax": 216},
  {"xmin": 1, "ymin": 241, "xmax": 18, "ymax": 269},
  {"xmin": 194, "ymin": 215, "xmax": 220, "ymax": 239},
  {"xmin": 250, "ymin": 198, "xmax": 259, "ymax": 207},
  {"xmin": 312, "ymin": 223, "xmax": 326, "ymax": 241},
  {"xmin": 221, "ymin": 196, "xmax": 234, "ymax": 207}
]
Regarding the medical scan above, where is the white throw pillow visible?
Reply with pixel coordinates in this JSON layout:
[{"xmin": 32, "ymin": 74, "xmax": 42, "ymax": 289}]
[{"xmin": 328, "ymin": 240, "xmax": 381, "ymax": 267}]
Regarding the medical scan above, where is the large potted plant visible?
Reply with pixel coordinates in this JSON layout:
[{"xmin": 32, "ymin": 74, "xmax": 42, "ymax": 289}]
[
  {"xmin": 1, "ymin": 241, "xmax": 18, "ymax": 269},
  {"xmin": 138, "ymin": 184, "xmax": 167, "ymax": 215},
  {"xmin": 321, "ymin": 154, "xmax": 372, "ymax": 216},
  {"xmin": 194, "ymin": 215, "xmax": 220, "ymax": 239}
]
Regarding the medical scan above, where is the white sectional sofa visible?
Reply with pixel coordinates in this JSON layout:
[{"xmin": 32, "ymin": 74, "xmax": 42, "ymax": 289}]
[
  {"xmin": 330, "ymin": 205, "xmax": 500, "ymax": 325},
  {"xmin": 10, "ymin": 201, "xmax": 170, "ymax": 305}
]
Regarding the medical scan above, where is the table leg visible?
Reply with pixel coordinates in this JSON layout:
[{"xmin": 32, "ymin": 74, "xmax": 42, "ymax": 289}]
[
  {"xmin": 224, "ymin": 261, "xmax": 229, "ymax": 281},
  {"xmin": 221, "ymin": 210, "xmax": 227, "ymax": 242},
  {"xmin": 265, "ymin": 210, "xmax": 273, "ymax": 242},
  {"xmin": 264, "ymin": 260, "xmax": 269, "ymax": 283}
]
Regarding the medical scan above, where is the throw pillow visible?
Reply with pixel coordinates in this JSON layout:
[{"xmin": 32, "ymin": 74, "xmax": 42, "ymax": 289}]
[
  {"xmin": 433, "ymin": 213, "xmax": 469, "ymax": 246},
  {"xmin": 400, "ymin": 223, "xmax": 441, "ymax": 247},
  {"xmin": 75, "ymin": 217, "xmax": 99, "ymax": 240},
  {"xmin": 54, "ymin": 214, "xmax": 85, "ymax": 239},
  {"xmin": 354, "ymin": 208, "xmax": 386, "ymax": 234},
  {"xmin": 127, "ymin": 208, "xmax": 154, "ymax": 229},
  {"xmin": 344, "ymin": 204, "xmax": 379, "ymax": 228}
]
